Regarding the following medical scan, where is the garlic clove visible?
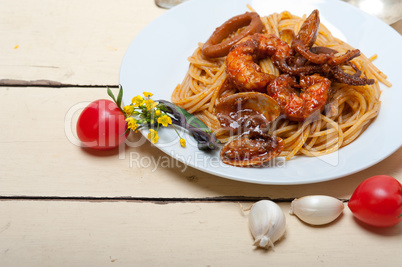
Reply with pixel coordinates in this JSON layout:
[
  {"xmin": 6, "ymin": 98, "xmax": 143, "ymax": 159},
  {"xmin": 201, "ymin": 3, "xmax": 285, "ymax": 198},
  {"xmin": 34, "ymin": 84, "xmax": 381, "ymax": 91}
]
[
  {"xmin": 289, "ymin": 195, "xmax": 344, "ymax": 225},
  {"xmin": 248, "ymin": 200, "xmax": 286, "ymax": 250}
]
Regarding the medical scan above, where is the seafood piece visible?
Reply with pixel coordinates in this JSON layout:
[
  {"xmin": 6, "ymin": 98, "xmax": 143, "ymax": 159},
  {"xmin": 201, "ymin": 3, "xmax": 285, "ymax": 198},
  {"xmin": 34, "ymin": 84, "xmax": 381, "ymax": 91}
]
[
  {"xmin": 215, "ymin": 92, "xmax": 280, "ymax": 135},
  {"xmin": 309, "ymin": 48, "xmax": 374, "ymax": 85},
  {"xmin": 220, "ymin": 131, "xmax": 284, "ymax": 167},
  {"xmin": 202, "ymin": 12, "xmax": 263, "ymax": 58},
  {"xmin": 327, "ymin": 50, "xmax": 361, "ymax": 66},
  {"xmin": 267, "ymin": 74, "xmax": 331, "ymax": 121},
  {"xmin": 226, "ymin": 33, "xmax": 319, "ymax": 92},
  {"xmin": 326, "ymin": 65, "xmax": 375, "ymax": 85},
  {"xmin": 292, "ymin": 9, "xmax": 360, "ymax": 66},
  {"xmin": 290, "ymin": 46, "xmax": 338, "ymax": 67},
  {"xmin": 291, "ymin": 46, "xmax": 374, "ymax": 86},
  {"xmin": 225, "ymin": 34, "xmax": 281, "ymax": 92}
]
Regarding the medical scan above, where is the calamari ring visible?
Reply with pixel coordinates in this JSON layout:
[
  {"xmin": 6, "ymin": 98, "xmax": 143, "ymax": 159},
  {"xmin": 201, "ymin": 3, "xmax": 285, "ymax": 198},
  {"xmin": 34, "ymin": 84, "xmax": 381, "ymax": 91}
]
[{"xmin": 201, "ymin": 12, "xmax": 263, "ymax": 58}]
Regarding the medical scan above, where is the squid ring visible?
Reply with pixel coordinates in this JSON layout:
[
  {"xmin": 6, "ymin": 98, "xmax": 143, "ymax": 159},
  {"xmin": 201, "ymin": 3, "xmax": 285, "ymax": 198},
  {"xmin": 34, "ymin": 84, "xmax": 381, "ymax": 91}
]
[{"xmin": 201, "ymin": 12, "xmax": 263, "ymax": 58}]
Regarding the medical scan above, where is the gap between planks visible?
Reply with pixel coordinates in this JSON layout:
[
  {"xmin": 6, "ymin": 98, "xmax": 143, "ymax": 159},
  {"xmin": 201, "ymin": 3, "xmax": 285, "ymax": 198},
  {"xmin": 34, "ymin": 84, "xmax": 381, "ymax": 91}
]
[
  {"xmin": 0, "ymin": 79, "xmax": 118, "ymax": 88},
  {"xmin": 0, "ymin": 196, "xmax": 349, "ymax": 204}
]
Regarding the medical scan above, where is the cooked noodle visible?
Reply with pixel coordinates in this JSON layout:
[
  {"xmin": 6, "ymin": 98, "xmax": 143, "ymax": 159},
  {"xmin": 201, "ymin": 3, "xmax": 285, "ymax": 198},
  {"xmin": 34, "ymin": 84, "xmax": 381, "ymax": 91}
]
[{"xmin": 171, "ymin": 11, "xmax": 390, "ymax": 160}]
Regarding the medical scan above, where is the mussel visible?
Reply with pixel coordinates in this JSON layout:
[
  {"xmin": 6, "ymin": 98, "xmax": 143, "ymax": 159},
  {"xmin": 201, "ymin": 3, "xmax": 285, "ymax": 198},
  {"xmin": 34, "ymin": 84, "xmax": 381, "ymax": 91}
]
[
  {"xmin": 216, "ymin": 92, "xmax": 283, "ymax": 167},
  {"xmin": 220, "ymin": 131, "xmax": 284, "ymax": 167},
  {"xmin": 216, "ymin": 92, "xmax": 280, "ymax": 135}
]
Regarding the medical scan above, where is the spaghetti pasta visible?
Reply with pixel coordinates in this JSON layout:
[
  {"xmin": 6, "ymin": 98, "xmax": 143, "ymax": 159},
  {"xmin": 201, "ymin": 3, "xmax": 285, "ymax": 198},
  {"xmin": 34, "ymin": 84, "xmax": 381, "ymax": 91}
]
[{"xmin": 171, "ymin": 11, "xmax": 390, "ymax": 160}]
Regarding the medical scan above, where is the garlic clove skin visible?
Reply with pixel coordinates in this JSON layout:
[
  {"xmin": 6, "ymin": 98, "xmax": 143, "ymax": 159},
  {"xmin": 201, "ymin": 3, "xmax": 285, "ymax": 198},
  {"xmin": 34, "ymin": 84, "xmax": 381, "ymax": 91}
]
[
  {"xmin": 248, "ymin": 200, "xmax": 286, "ymax": 250},
  {"xmin": 289, "ymin": 195, "xmax": 344, "ymax": 225}
]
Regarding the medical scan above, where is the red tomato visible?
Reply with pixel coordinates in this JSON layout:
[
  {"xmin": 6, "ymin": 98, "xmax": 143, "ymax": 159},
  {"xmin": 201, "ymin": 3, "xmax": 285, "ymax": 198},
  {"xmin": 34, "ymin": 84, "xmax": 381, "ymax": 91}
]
[
  {"xmin": 76, "ymin": 99, "xmax": 128, "ymax": 150},
  {"xmin": 348, "ymin": 175, "xmax": 402, "ymax": 227}
]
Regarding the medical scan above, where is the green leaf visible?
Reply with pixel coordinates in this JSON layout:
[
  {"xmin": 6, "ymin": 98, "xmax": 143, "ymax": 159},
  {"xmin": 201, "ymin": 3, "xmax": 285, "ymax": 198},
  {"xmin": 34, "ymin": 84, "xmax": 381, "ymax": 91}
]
[
  {"xmin": 116, "ymin": 86, "xmax": 123, "ymax": 108},
  {"xmin": 121, "ymin": 128, "xmax": 130, "ymax": 137},
  {"xmin": 168, "ymin": 102, "xmax": 209, "ymax": 130},
  {"xmin": 107, "ymin": 86, "xmax": 127, "ymax": 118},
  {"xmin": 181, "ymin": 108, "xmax": 209, "ymax": 130},
  {"xmin": 156, "ymin": 100, "xmax": 218, "ymax": 150},
  {"xmin": 107, "ymin": 87, "xmax": 117, "ymax": 103}
]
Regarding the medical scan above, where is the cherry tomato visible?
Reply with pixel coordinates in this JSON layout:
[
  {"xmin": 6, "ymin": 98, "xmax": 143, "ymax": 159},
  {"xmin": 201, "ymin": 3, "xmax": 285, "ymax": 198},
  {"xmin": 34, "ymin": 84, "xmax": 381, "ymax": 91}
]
[
  {"xmin": 77, "ymin": 99, "xmax": 128, "ymax": 150},
  {"xmin": 348, "ymin": 175, "xmax": 402, "ymax": 227}
]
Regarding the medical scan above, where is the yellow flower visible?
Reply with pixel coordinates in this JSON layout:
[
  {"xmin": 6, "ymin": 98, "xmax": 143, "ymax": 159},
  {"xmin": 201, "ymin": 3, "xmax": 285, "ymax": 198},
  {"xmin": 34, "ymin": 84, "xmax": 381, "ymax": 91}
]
[
  {"xmin": 143, "ymin": 92, "xmax": 153, "ymax": 98},
  {"xmin": 132, "ymin": 95, "xmax": 144, "ymax": 107},
  {"xmin": 126, "ymin": 117, "xmax": 138, "ymax": 131},
  {"xmin": 147, "ymin": 129, "xmax": 159, "ymax": 144},
  {"xmin": 157, "ymin": 115, "xmax": 172, "ymax": 127},
  {"xmin": 180, "ymin": 138, "xmax": 186, "ymax": 148},
  {"xmin": 123, "ymin": 105, "xmax": 134, "ymax": 116},
  {"xmin": 145, "ymin": 99, "xmax": 157, "ymax": 110},
  {"xmin": 155, "ymin": 109, "xmax": 161, "ymax": 116}
]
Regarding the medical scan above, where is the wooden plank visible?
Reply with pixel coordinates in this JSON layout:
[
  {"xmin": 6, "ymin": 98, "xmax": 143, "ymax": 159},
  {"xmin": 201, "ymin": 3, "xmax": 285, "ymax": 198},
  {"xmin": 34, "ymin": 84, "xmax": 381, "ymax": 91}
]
[
  {"xmin": 0, "ymin": 0, "xmax": 164, "ymax": 85},
  {"xmin": 1, "ymin": 86, "xmax": 401, "ymax": 198},
  {"xmin": 0, "ymin": 200, "xmax": 401, "ymax": 266},
  {"xmin": 1, "ymin": 0, "xmax": 401, "ymax": 87},
  {"xmin": 391, "ymin": 19, "xmax": 402, "ymax": 34}
]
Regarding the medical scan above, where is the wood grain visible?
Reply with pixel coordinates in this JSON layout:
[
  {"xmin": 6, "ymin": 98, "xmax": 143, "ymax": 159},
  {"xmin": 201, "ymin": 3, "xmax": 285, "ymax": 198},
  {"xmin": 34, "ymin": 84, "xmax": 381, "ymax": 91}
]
[
  {"xmin": 1, "ymin": 86, "xmax": 401, "ymax": 199},
  {"xmin": 0, "ymin": 0, "xmax": 164, "ymax": 85},
  {"xmin": 1, "ymin": 1, "xmax": 402, "ymax": 265},
  {"xmin": 1, "ymin": 200, "xmax": 401, "ymax": 266}
]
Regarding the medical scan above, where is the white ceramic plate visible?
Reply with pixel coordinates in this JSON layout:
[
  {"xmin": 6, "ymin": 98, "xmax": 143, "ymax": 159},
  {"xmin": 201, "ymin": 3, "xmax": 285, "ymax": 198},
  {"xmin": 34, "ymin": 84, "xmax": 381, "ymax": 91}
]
[{"xmin": 119, "ymin": 0, "xmax": 402, "ymax": 184}]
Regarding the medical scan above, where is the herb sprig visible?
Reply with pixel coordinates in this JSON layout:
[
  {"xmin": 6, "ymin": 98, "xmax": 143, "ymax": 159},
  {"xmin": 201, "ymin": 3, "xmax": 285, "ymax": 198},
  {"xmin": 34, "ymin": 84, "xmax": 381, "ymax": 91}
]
[{"xmin": 108, "ymin": 86, "xmax": 219, "ymax": 150}]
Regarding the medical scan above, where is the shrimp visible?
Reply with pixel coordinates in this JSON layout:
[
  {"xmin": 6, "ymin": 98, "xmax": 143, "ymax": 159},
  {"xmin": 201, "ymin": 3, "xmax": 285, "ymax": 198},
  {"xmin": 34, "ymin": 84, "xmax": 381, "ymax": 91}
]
[
  {"xmin": 226, "ymin": 33, "xmax": 320, "ymax": 93},
  {"xmin": 225, "ymin": 34, "xmax": 284, "ymax": 93},
  {"xmin": 266, "ymin": 74, "xmax": 331, "ymax": 121}
]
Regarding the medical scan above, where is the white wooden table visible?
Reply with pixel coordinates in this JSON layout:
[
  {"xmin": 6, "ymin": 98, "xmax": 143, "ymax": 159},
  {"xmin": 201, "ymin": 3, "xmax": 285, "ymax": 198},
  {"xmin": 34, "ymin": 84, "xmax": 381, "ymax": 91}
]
[{"xmin": 1, "ymin": 0, "xmax": 401, "ymax": 266}]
